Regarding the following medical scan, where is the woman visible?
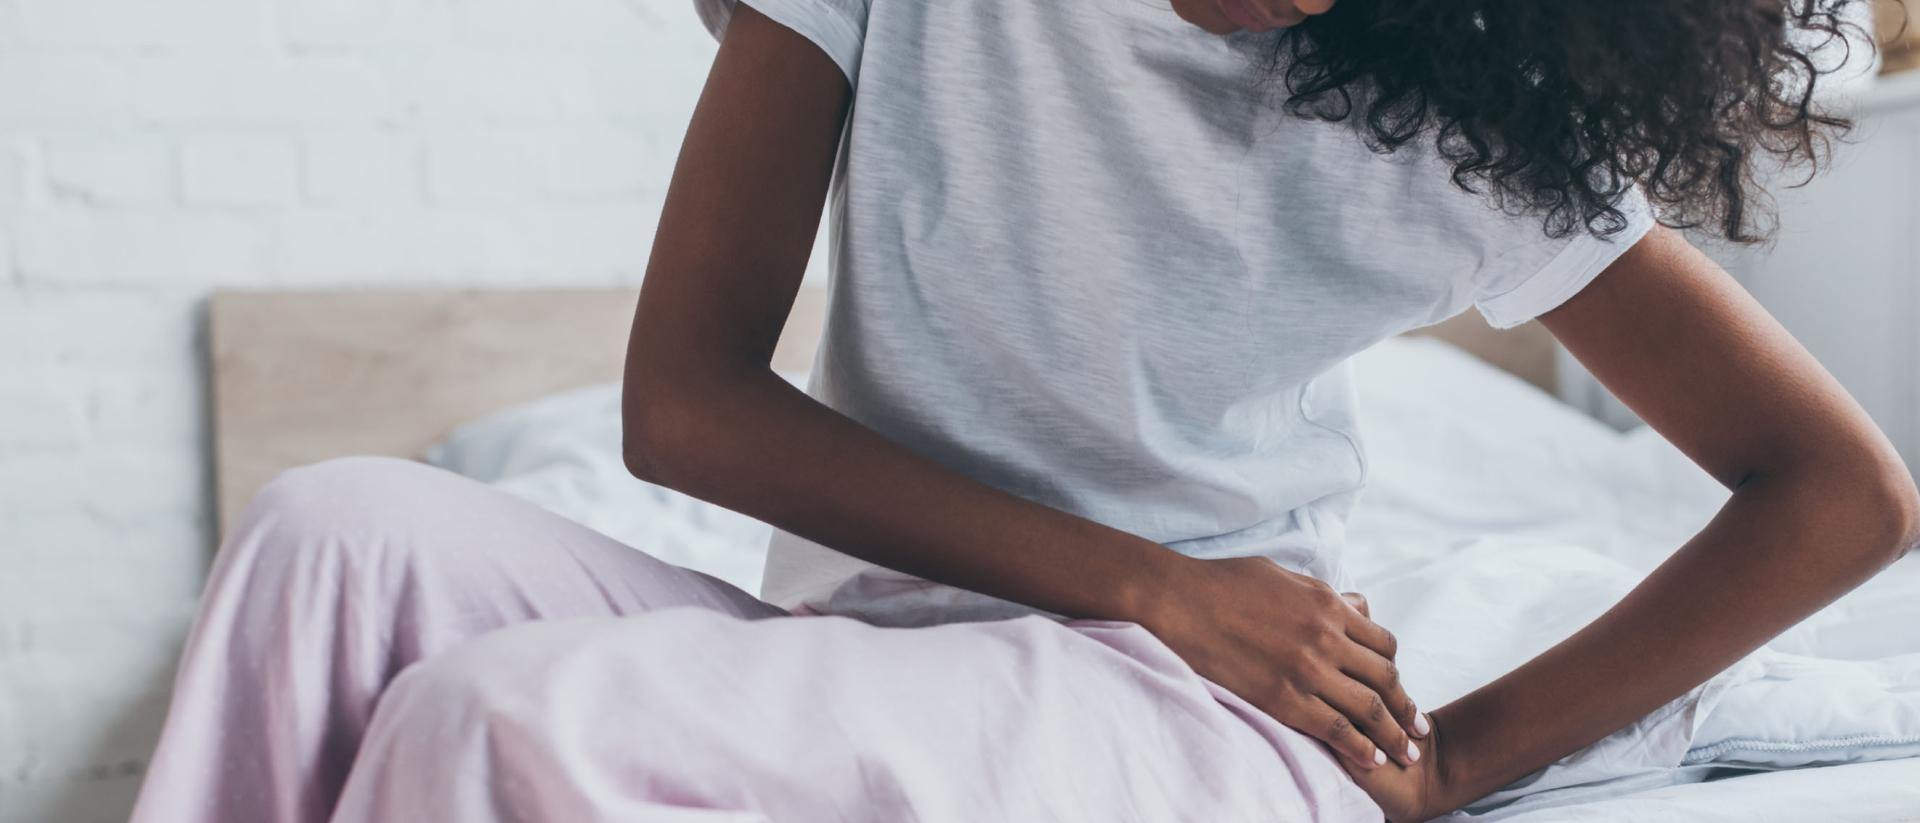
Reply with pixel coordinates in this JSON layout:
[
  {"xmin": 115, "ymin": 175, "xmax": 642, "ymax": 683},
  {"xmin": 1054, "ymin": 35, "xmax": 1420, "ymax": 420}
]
[{"xmin": 133, "ymin": 1, "xmax": 1916, "ymax": 821}]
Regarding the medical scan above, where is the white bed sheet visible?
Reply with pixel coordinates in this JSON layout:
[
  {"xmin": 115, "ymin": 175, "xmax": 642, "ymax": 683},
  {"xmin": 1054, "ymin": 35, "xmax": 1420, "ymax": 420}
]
[
  {"xmin": 428, "ymin": 338, "xmax": 1920, "ymax": 822},
  {"xmin": 1498, "ymin": 758, "xmax": 1920, "ymax": 823}
]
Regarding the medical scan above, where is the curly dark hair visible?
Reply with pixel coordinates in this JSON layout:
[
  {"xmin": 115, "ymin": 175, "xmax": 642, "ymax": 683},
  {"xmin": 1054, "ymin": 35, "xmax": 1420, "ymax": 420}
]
[{"xmin": 1273, "ymin": 0, "xmax": 1869, "ymax": 243}]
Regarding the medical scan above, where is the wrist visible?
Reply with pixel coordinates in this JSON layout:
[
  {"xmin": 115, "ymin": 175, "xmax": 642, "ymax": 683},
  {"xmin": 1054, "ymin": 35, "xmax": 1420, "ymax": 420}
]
[
  {"xmin": 1112, "ymin": 544, "xmax": 1203, "ymax": 630},
  {"xmin": 1426, "ymin": 702, "xmax": 1504, "ymax": 812}
]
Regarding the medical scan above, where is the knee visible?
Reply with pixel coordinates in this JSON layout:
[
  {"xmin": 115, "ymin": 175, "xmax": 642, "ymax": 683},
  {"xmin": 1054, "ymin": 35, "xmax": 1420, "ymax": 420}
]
[
  {"xmin": 234, "ymin": 456, "xmax": 450, "ymax": 545},
  {"xmin": 218, "ymin": 456, "xmax": 471, "ymax": 592}
]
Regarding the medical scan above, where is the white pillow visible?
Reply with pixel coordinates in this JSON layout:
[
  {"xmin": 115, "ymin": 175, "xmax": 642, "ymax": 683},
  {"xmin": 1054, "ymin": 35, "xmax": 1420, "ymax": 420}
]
[
  {"xmin": 1351, "ymin": 338, "xmax": 1920, "ymax": 667},
  {"xmin": 424, "ymin": 373, "xmax": 809, "ymax": 595},
  {"xmin": 1345, "ymin": 337, "xmax": 1728, "ymax": 579}
]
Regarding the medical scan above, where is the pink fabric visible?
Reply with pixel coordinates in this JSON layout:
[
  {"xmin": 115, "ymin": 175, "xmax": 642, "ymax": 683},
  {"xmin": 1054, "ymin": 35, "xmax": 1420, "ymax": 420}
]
[{"xmin": 129, "ymin": 457, "xmax": 1381, "ymax": 823}]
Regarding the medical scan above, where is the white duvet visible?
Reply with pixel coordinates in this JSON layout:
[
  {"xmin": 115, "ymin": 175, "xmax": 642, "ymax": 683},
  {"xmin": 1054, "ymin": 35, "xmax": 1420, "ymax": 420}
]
[{"xmin": 427, "ymin": 338, "xmax": 1920, "ymax": 821}]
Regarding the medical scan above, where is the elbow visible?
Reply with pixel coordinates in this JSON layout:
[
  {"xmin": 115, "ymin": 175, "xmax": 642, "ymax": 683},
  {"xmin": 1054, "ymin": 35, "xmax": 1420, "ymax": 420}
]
[
  {"xmin": 621, "ymin": 430, "xmax": 667, "ymax": 487},
  {"xmin": 1877, "ymin": 470, "xmax": 1920, "ymax": 565},
  {"xmin": 620, "ymin": 378, "xmax": 691, "ymax": 487},
  {"xmin": 622, "ymin": 333, "xmax": 688, "ymax": 485},
  {"xmin": 620, "ymin": 404, "xmax": 667, "ymax": 485},
  {"xmin": 622, "ymin": 347, "xmax": 769, "ymax": 489},
  {"xmin": 1757, "ymin": 447, "xmax": 1920, "ymax": 574},
  {"xmin": 1848, "ymin": 457, "xmax": 1920, "ymax": 569}
]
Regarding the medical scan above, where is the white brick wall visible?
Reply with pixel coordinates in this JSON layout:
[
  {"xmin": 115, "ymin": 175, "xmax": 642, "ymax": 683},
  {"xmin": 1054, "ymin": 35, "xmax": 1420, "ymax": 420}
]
[
  {"xmin": 180, "ymin": 136, "xmax": 303, "ymax": 208},
  {"xmin": 44, "ymin": 136, "xmax": 175, "ymax": 207},
  {"xmin": 0, "ymin": 2, "xmax": 722, "ymax": 820}
]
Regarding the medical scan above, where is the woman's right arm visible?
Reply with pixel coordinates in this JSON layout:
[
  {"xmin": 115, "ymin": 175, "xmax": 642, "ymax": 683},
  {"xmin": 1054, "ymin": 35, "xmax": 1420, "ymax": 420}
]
[{"xmin": 626, "ymin": 4, "xmax": 1425, "ymax": 768}]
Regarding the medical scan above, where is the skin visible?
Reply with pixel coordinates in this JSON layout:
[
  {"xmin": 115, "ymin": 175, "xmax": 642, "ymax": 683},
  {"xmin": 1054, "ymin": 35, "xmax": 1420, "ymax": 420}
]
[
  {"xmin": 1172, "ymin": 0, "xmax": 1335, "ymax": 34},
  {"xmin": 628, "ymin": 6, "xmax": 1920, "ymax": 820}
]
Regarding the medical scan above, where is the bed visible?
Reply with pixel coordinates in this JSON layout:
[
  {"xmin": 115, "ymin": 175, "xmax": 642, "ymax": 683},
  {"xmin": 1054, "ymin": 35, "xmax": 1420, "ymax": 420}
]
[{"xmin": 205, "ymin": 286, "xmax": 1920, "ymax": 822}]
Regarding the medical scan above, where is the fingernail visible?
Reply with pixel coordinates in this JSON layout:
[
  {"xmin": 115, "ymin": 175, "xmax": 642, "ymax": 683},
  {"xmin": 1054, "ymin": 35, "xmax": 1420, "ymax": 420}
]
[
  {"xmin": 1414, "ymin": 712, "xmax": 1432, "ymax": 737},
  {"xmin": 1372, "ymin": 748, "xmax": 1387, "ymax": 767},
  {"xmin": 1407, "ymin": 740, "xmax": 1422, "ymax": 763}
]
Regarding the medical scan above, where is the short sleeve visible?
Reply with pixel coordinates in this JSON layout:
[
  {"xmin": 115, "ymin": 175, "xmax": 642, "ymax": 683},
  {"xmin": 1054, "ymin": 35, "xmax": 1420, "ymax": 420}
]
[
  {"xmin": 1469, "ymin": 189, "xmax": 1657, "ymax": 329},
  {"xmin": 693, "ymin": 0, "xmax": 870, "ymax": 84}
]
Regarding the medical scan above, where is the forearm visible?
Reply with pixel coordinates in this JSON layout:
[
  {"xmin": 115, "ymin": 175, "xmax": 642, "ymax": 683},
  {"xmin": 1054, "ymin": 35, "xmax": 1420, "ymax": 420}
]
[
  {"xmin": 1432, "ymin": 466, "xmax": 1913, "ymax": 807},
  {"xmin": 626, "ymin": 365, "xmax": 1190, "ymax": 622}
]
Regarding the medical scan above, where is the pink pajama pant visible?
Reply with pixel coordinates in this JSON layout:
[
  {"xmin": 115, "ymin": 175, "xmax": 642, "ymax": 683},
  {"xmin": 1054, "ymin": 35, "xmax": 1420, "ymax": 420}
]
[{"xmin": 128, "ymin": 457, "xmax": 1380, "ymax": 823}]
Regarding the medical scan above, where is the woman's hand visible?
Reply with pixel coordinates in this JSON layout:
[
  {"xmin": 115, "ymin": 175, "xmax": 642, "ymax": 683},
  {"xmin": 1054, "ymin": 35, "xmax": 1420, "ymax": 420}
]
[
  {"xmin": 1339, "ymin": 711, "xmax": 1459, "ymax": 823},
  {"xmin": 1141, "ymin": 556, "xmax": 1429, "ymax": 769}
]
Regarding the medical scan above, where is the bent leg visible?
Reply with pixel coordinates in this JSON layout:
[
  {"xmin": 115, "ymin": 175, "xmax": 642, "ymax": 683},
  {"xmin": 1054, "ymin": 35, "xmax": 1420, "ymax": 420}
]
[
  {"xmin": 130, "ymin": 457, "xmax": 780, "ymax": 823},
  {"xmin": 335, "ymin": 610, "xmax": 1381, "ymax": 823}
]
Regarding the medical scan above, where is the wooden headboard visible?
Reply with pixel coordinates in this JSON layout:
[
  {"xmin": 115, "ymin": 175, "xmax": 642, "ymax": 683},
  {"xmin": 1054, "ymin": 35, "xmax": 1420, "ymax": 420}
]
[
  {"xmin": 209, "ymin": 287, "xmax": 828, "ymax": 532},
  {"xmin": 208, "ymin": 285, "xmax": 1546, "ymax": 533}
]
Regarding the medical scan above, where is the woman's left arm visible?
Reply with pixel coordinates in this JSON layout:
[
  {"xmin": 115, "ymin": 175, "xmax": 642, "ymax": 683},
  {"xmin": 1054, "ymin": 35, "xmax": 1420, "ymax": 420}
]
[{"xmin": 1357, "ymin": 225, "xmax": 1920, "ymax": 820}]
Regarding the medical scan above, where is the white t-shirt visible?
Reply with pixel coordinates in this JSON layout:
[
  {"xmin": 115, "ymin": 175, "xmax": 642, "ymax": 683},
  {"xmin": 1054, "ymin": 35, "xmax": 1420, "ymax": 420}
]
[{"xmin": 694, "ymin": 0, "xmax": 1654, "ymax": 625}]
